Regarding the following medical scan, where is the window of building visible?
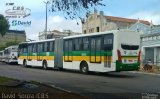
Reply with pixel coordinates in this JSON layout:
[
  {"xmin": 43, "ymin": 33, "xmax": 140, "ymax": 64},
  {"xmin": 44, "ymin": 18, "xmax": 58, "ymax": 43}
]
[
  {"xmin": 84, "ymin": 30, "xmax": 86, "ymax": 34},
  {"xmin": 149, "ymin": 37, "xmax": 152, "ymax": 40},
  {"xmin": 89, "ymin": 28, "xmax": 94, "ymax": 33},
  {"xmin": 96, "ymin": 27, "xmax": 100, "ymax": 32},
  {"xmin": 158, "ymin": 36, "xmax": 160, "ymax": 39},
  {"xmin": 153, "ymin": 36, "xmax": 156, "ymax": 40}
]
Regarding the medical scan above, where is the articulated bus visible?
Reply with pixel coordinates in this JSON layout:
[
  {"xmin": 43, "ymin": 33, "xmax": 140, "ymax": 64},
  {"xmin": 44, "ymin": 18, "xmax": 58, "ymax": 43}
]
[
  {"xmin": 18, "ymin": 30, "xmax": 140, "ymax": 73},
  {"xmin": 4, "ymin": 45, "xmax": 18, "ymax": 64}
]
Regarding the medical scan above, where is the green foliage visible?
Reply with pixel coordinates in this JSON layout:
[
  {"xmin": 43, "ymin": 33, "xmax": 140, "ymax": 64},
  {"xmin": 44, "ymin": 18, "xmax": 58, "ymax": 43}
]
[
  {"xmin": 0, "ymin": 76, "xmax": 13, "ymax": 85},
  {"xmin": 0, "ymin": 46, "xmax": 5, "ymax": 51},
  {"xmin": 0, "ymin": 14, "xmax": 10, "ymax": 36},
  {"xmin": 0, "ymin": 41, "xmax": 19, "ymax": 51},
  {"xmin": 51, "ymin": 0, "xmax": 105, "ymax": 22},
  {"xmin": 5, "ymin": 41, "xmax": 19, "ymax": 47}
]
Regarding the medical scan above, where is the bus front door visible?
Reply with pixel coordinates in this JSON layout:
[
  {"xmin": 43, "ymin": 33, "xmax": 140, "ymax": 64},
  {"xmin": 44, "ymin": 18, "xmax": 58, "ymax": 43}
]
[{"xmin": 90, "ymin": 37, "xmax": 101, "ymax": 63}]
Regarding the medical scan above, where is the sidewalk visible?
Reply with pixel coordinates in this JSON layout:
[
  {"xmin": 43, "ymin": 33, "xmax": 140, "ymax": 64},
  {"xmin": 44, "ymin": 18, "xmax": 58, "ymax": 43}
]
[
  {"xmin": 130, "ymin": 71, "xmax": 160, "ymax": 76},
  {"xmin": 130, "ymin": 67, "xmax": 160, "ymax": 76},
  {"xmin": 0, "ymin": 76, "xmax": 89, "ymax": 99}
]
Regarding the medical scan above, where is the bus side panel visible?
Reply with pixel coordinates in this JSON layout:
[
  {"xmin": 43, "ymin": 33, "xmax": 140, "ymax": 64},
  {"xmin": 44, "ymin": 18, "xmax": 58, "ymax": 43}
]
[{"xmin": 18, "ymin": 58, "xmax": 23, "ymax": 65}]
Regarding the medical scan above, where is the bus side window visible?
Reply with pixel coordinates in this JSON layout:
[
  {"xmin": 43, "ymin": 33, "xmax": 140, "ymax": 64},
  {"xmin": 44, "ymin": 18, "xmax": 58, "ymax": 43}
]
[
  {"xmin": 28, "ymin": 44, "xmax": 33, "ymax": 53},
  {"xmin": 73, "ymin": 39, "xmax": 79, "ymax": 51},
  {"xmin": 44, "ymin": 42, "xmax": 47, "ymax": 52},
  {"xmin": 83, "ymin": 37, "xmax": 89, "ymax": 50},
  {"xmin": 49, "ymin": 41, "xmax": 54, "ymax": 52},
  {"xmin": 42, "ymin": 43, "xmax": 44, "ymax": 52},
  {"xmin": 32, "ymin": 43, "xmax": 37, "ymax": 53},
  {"xmin": 64, "ymin": 41, "xmax": 68, "ymax": 51},
  {"xmin": 23, "ymin": 44, "xmax": 27, "ymax": 53},
  {"xmin": 47, "ymin": 42, "xmax": 50, "ymax": 52},
  {"xmin": 38, "ymin": 44, "xmax": 40, "ymax": 52},
  {"xmin": 37, "ymin": 43, "xmax": 43, "ymax": 52},
  {"xmin": 79, "ymin": 38, "xmax": 82, "ymax": 50},
  {"xmin": 104, "ymin": 34, "xmax": 113, "ymax": 50}
]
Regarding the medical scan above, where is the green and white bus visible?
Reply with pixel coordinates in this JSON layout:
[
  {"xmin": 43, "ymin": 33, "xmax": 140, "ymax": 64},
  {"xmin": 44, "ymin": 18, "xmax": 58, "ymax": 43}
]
[
  {"xmin": 0, "ymin": 50, "xmax": 4, "ymax": 62},
  {"xmin": 4, "ymin": 45, "xmax": 18, "ymax": 64},
  {"xmin": 18, "ymin": 29, "xmax": 140, "ymax": 73}
]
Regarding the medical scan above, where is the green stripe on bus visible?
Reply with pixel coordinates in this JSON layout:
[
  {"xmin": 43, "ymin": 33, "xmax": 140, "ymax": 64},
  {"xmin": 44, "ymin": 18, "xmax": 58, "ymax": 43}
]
[
  {"xmin": 116, "ymin": 60, "xmax": 140, "ymax": 72},
  {"xmin": 63, "ymin": 50, "xmax": 112, "ymax": 56}
]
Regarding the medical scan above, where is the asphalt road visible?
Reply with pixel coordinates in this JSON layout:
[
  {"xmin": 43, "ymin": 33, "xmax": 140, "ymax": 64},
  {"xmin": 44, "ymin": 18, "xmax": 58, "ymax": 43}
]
[{"xmin": 0, "ymin": 62, "xmax": 160, "ymax": 99}]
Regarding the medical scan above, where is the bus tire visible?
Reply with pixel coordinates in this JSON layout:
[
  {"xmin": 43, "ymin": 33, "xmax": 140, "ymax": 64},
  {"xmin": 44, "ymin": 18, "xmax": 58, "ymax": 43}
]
[
  {"xmin": 43, "ymin": 60, "xmax": 48, "ymax": 70},
  {"xmin": 80, "ymin": 62, "xmax": 88, "ymax": 74},
  {"xmin": 23, "ymin": 60, "xmax": 27, "ymax": 68}
]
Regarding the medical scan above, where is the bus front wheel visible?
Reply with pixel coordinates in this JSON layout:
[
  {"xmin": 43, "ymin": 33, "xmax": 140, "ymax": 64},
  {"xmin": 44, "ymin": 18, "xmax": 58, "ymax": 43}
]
[{"xmin": 80, "ymin": 62, "xmax": 88, "ymax": 74}]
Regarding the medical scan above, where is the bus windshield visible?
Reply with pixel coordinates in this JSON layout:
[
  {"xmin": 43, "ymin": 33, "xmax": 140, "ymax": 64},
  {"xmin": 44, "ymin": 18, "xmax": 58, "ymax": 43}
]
[{"xmin": 121, "ymin": 44, "xmax": 139, "ymax": 50}]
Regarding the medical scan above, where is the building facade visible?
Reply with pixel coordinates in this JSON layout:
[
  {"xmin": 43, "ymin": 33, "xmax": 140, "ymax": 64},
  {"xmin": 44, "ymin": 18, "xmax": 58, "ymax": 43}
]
[
  {"xmin": 39, "ymin": 30, "xmax": 82, "ymax": 40},
  {"xmin": 129, "ymin": 22, "xmax": 160, "ymax": 66},
  {"xmin": 82, "ymin": 10, "xmax": 150, "ymax": 34},
  {"xmin": 0, "ymin": 30, "xmax": 26, "ymax": 47}
]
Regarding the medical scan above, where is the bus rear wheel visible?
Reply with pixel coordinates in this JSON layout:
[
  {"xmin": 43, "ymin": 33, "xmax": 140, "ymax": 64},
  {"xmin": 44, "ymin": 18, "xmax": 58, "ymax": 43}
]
[
  {"xmin": 43, "ymin": 61, "xmax": 48, "ymax": 70},
  {"xmin": 80, "ymin": 62, "xmax": 88, "ymax": 74}
]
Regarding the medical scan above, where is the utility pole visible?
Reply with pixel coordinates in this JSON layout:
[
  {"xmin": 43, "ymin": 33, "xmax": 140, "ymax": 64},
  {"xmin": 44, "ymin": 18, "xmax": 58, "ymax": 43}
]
[{"xmin": 43, "ymin": 1, "xmax": 50, "ymax": 39}]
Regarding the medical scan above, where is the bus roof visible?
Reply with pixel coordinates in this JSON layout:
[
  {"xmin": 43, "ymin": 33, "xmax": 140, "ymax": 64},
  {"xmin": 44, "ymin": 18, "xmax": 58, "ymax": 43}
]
[
  {"xmin": 0, "ymin": 50, "xmax": 4, "ymax": 52},
  {"xmin": 63, "ymin": 29, "xmax": 137, "ymax": 39},
  {"xmin": 20, "ymin": 38, "xmax": 56, "ymax": 45},
  {"xmin": 19, "ymin": 29, "xmax": 138, "ymax": 44},
  {"xmin": 5, "ymin": 45, "xmax": 18, "ymax": 50}
]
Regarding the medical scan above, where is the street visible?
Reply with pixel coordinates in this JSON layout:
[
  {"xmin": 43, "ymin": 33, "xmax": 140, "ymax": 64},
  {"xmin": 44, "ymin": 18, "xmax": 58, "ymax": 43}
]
[{"xmin": 0, "ymin": 62, "xmax": 160, "ymax": 99}]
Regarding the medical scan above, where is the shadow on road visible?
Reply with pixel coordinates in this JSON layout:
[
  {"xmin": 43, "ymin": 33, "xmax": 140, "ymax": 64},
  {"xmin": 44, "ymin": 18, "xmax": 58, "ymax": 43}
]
[
  {"xmin": 0, "ymin": 62, "xmax": 137, "ymax": 78},
  {"xmin": 51, "ymin": 69, "xmax": 137, "ymax": 78},
  {"xmin": 0, "ymin": 62, "xmax": 18, "ymax": 65}
]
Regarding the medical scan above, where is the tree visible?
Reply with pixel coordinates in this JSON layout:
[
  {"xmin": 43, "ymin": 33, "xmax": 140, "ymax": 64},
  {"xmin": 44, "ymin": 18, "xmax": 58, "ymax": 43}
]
[
  {"xmin": 50, "ymin": 0, "xmax": 105, "ymax": 22},
  {"xmin": 0, "ymin": 14, "xmax": 10, "ymax": 36},
  {"xmin": 5, "ymin": 41, "xmax": 19, "ymax": 47}
]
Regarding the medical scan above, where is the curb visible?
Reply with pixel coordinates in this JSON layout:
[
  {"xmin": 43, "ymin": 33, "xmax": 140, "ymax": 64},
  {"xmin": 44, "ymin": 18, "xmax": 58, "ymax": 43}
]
[
  {"xmin": 129, "ymin": 71, "xmax": 160, "ymax": 76},
  {"xmin": 33, "ymin": 81, "xmax": 72, "ymax": 93}
]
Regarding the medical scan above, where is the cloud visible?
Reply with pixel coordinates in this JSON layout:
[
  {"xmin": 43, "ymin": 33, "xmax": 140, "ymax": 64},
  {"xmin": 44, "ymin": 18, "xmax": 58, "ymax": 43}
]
[
  {"xmin": 128, "ymin": 10, "xmax": 160, "ymax": 25},
  {"xmin": 49, "ymin": 15, "xmax": 64, "ymax": 23},
  {"xmin": 25, "ymin": 15, "xmax": 82, "ymax": 40},
  {"xmin": 0, "ymin": 0, "xmax": 82, "ymax": 41}
]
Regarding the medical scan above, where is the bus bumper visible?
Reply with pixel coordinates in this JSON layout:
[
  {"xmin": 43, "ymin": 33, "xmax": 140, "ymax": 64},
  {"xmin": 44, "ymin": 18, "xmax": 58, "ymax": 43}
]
[{"xmin": 116, "ymin": 61, "xmax": 140, "ymax": 72}]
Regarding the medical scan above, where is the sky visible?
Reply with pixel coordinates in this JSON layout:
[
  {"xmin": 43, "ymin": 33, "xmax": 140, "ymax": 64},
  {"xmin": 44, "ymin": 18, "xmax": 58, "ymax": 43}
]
[{"xmin": 0, "ymin": 0, "xmax": 160, "ymax": 40}]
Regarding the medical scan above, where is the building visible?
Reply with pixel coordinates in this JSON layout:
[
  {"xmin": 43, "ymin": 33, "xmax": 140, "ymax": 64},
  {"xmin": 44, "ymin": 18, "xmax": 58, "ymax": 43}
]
[
  {"xmin": 129, "ymin": 21, "xmax": 160, "ymax": 66},
  {"xmin": 39, "ymin": 30, "xmax": 82, "ymax": 40},
  {"xmin": 0, "ymin": 30, "xmax": 26, "ymax": 47},
  {"xmin": 82, "ymin": 10, "xmax": 150, "ymax": 34}
]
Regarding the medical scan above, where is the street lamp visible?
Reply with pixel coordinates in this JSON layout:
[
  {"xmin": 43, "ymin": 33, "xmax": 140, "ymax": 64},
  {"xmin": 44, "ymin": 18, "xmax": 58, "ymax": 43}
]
[{"xmin": 43, "ymin": 1, "xmax": 50, "ymax": 39}]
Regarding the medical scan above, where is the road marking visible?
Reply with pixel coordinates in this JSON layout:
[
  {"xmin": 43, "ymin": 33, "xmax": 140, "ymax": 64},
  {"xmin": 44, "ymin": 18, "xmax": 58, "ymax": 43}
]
[{"xmin": 50, "ymin": 84, "xmax": 71, "ymax": 93}]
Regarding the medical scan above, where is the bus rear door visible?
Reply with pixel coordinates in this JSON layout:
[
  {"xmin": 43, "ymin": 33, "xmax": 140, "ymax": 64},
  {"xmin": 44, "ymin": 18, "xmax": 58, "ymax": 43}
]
[{"xmin": 90, "ymin": 37, "xmax": 101, "ymax": 63}]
